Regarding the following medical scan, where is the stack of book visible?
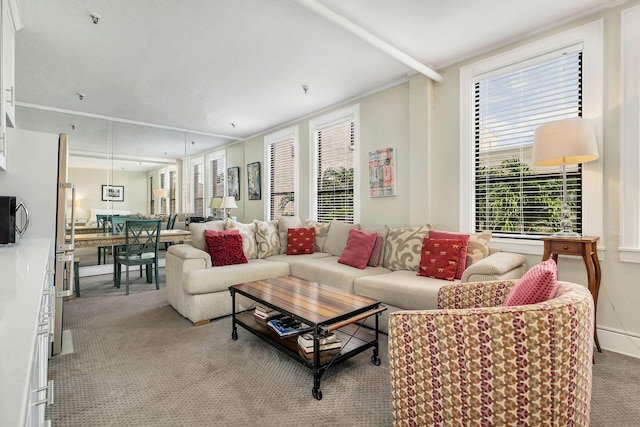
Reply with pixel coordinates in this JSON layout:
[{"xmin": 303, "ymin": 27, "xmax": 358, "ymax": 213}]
[
  {"xmin": 297, "ymin": 333, "xmax": 342, "ymax": 363},
  {"xmin": 267, "ymin": 316, "xmax": 311, "ymax": 337},
  {"xmin": 253, "ymin": 305, "xmax": 280, "ymax": 321}
]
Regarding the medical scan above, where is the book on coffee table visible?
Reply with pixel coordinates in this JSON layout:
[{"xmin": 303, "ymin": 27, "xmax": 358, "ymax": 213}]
[
  {"xmin": 267, "ymin": 317, "xmax": 312, "ymax": 337},
  {"xmin": 297, "ymin": 333, "xmax": 342, "ymax": 353}
]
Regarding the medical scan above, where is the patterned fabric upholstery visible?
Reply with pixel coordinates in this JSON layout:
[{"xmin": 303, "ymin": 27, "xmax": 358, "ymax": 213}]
[{"xmin": 389, "ymin": 280, "xmax": 594, "ymax": 427}]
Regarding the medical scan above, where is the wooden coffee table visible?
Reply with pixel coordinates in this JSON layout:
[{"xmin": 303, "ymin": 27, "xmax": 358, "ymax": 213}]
[{"xmin": 229, "ymin": 275, "xmax": 386, "ymax": 400}]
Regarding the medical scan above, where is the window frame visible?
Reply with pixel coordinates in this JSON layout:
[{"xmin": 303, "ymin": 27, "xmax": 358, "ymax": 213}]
[
  {"xmin": 459, "ymin": 20, "xmax": 604, "ymax": 254},
  {"xmin": 264, "ymin": 125, "xmax": 298, "ymax": 220},
  {"xmin": 190, "ymin": 156, "xmax": 205, "ymax": 217},
  {"xmin": 206, "ymin": 150, "xmax": 226, "ymax": 216},
  {"xmin": 620, "ymin": 6, "xmax": 640, "ymax": 263},
  {"xmin": 308, "ymin": 105, "xmax": 360, "ymax": 223}
]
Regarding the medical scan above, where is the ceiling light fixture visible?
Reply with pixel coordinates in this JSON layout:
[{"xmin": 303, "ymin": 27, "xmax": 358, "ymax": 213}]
[
  {"xmin": 77, "ymin": 92, "xmax": 85, "ymax": 101},
  {"xmin": 230, "ymin": 123, "xmax": 236, "ymax": 129},
  {"xmin": 89, "ymin": 12, "xmax": 101, "ymax": 25},
  {"xmin": 302, "ymin": 85, "xmax": 309, "ymax": 94}
]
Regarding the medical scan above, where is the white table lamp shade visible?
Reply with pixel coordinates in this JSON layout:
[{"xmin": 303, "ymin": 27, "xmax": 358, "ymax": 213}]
[
  {"xmin": 209, "ymin": 197, "xmax": 222, "ymax": 209},
  {"xmin": 533, "ymin": 117, "xmax": 599, "ymax": 166},
  {"xmin": 219, "ymin": 196, "xmax": 238, "ymax": 209}
]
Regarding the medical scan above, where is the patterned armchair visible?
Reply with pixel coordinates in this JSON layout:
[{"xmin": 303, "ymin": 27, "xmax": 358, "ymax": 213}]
[{"xmin": 389, "ymin": 280, "xmax": 594, "ymax": 427}]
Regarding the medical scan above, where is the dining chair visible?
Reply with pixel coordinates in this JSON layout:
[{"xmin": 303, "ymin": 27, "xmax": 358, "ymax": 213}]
[
  {"xmin": 163, "ymin": 213, "xmax": 178, "ymax": 250},
  {"xmin": 96, "ymin": 214, "xmax": 118, "ymax": 264},
  {"xmin": 114, "ymin": 219, "xmax": 162, "ymax": 295}
]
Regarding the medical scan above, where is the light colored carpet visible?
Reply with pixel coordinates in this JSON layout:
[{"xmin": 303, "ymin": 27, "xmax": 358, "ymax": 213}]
[{"xmin": 47, "ymin": 271, "xmax": 640, "ymax": 426}]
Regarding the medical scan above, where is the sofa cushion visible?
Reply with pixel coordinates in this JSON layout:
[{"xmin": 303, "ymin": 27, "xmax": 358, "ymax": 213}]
[
  {"xmin": 225, "ymin": 219, "xmax": 258, "ymax": 260},
  {"xmin": 290, "ymin": 256, "xmax": 389, "ymax": 293},
  {"xmin": 205, "ymin": 233, "xmax": 248, "ymax": 267},
  {"xmin": 354, "ymin": 270, "xmax": 458, "ymax": 311},
  {"xmin": 323, "ymin": 221, "xmax": 361, "ymax": 256},
  {"xmin": 189, "ymin": 220, "xmax": 226, "ymax": 251},
  {"xmin": 428, "ymin": 230, "xmax": 470, "ymax": 279},
  {"xmin": 417, "ymin": 237, "xmax": 460, "ymax": 281},
  {"xmin": 503, "ymin": 259, "xmax": 558, "ymax": 306},
  {"xmin": 278, "ymin": 216, "xmax": 303, "ymax": 254},
  {"xmin": 383, "ymin": 224, "xmax": 432, "ymax": 271},
  {"xmin": 304, "ymin": 219, "xmax": 331, "ymax": 252},
  {"xmin": 338, "ymin": 229, "xmax": 377, "ymax": 269},
  {"xmin": 287, "ymin": 228, "xmax": 315, "ymax": 255},
  {"xmin": 254, "ymin": 220, "xmax": 281, "ymax": 258},
  {"xmin": 467, "ymin": 230, "xmax": 492, "ymax": 266},
  {"xmin": 266, "ymin": 252, "xmax": 332, "ymax": 269},
  {"xmin": 184, "ymin": 259, "xmax": 290, "ymax": 295}
]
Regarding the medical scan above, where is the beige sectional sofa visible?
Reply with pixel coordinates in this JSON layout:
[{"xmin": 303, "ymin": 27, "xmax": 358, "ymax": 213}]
[{"xmin": 165, "ymin": 218, "xmax": 527, "ymax": 331}]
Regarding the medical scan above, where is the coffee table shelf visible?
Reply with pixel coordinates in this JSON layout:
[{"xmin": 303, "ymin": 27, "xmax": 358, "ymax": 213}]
[{"xmin": 229, "ymin": 276, "xmax": 385, "ymax": 400}]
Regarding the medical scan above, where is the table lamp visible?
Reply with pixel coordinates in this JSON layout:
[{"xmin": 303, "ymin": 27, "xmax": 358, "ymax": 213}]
[
  {"xmin": 219, "ymin": 196, "xmax": 238, "ymax": 219},
  {"xmin": 533, "ymin": 117, "xmax": 599, "ymax": 236},
  {"xmin": 209, "ymin": 197, "xmax": 222, "ymax": 217}
]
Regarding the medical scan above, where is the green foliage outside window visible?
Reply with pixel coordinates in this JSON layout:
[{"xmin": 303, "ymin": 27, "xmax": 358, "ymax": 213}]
[{"xmin": 318, "ymin": 166, "xmax": 354, "ymax": 223}]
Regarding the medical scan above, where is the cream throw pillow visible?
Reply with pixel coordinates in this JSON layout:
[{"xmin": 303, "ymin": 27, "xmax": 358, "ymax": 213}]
[
  {"xmin": 323, "ymin": 221, "xmax": 361, "ymax": 256},
  {"xmin": 466, "ymin": 230, "xmax": 492, "ymax": 266},
  {"xmin": 383, "ymin": 224, "xmax": 432, "ymax": 271},
  {"xmin": 254, "ymin": 220, "xmax": 281, "ymax": 258},
  {"xmin": 225, "ymin": 219, "xmax": 258, "ymax": 260},
  {"xmin": 189, "ymin": 220, "xmax": 225, "ymax": 251}
]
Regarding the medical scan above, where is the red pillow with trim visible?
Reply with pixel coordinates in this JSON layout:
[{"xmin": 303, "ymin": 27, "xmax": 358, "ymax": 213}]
[
  {"xmin": 503, "ymin": 259, "xmax": 558, "ymax": 306},
  {"xmin": 417, "ymin": 237, "xmax": 460, "ymax": 281},
  {"xmin": 338, "ymin": 229, "xmax": 378, "ymax": 269},
  {"xmin": 204, "ymin": 231, "xmax": 247, "ymax": 266},
  {"xmin": 287, "ymin": 228, "xmax": 315, "ymax": 255},
  {"xmin": 428, "ymin": 230, "xmax": 470, "ymax": 279},
  {"xmin": 367, "ymin": 235, "xmax": 384, "ymax": 267}
]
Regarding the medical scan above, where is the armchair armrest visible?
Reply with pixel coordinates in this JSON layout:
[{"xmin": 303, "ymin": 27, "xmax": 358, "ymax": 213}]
[
  {"xmin": 167, "ymin": 243, "xmax": 212, "ymax": 268},
  {"xmin": 437, "ymin": 280, "xmax": 517, "ymax": 309},
  {"xmin": 461, "ymin": 251, "xmax": 527, "ymax": 283}
]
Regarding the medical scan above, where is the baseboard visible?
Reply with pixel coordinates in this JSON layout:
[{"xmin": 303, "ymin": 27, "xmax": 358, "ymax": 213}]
[{"xmin": 597, "ymin": 327, "xmax": 640, "ymax": 359}]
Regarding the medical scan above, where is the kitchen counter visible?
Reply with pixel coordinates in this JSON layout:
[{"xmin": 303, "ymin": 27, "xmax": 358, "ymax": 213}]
[{"xmin": 0, "ymin": 238, "xmax": 51, "ymax": 426}]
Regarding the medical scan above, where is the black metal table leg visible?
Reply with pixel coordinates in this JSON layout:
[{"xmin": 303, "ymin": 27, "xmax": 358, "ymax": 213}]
[
  {"xmin": 312, "ymin": 326, "xmax": 323, "ymax": 400},
  {"xmin": 230, "ymin": 288, "xmax": 238, "ymax": 340},
  {"xmin": 371, "ymin": 310, "xmax": 381, "ymax": 366}
]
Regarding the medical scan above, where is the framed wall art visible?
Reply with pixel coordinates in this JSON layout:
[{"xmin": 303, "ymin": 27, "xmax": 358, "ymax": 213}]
[
  {"xmin": 102, "ymin": 185, "xmax": 125, "ymax": 202},
  {"xmin": 228, "ymin": 166, "xmax": 240, "ymax": 200},
  {"xmin": 368, "ymin": 147, "xmax": 396, "ymax": 197},
  {"xmin": 247, "ymin": 161, "xmax": 261, "ymax": 200}
]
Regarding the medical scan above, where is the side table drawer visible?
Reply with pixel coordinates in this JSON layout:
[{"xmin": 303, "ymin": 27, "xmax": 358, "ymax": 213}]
[{"xmin": 550, "ymin": 241, "xmax": 582, "ymax": 255}]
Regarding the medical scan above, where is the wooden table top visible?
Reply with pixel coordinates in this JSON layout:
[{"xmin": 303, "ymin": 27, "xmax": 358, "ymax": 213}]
[
  {"xmin": 230, "ymin": 275, "xmax": 380, "ymax": 327},
  {"xmin": 67, "ymin": 229, "xmax": 191, "ymax": 248}
]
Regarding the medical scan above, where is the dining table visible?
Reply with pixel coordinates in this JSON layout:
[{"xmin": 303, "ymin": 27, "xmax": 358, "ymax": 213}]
[{"xmin": 67, "ymin": 229, "xmax": 192, "ymax": 248}]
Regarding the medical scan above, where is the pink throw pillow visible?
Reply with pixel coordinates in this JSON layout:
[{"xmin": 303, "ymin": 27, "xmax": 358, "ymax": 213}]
[
  {"xmin": 205, "ymin": 233, "xmax": 248, "ymax": 266},
  {"xmin": 503, "ymin": 259, "xmax": 558, "ymax": 306},
  {"xmin": 367, "ymin": 235, "xmax": 384, "ymax": 267},
  {"xmin": 338, "ymin": 229, "xmax": 378, "ymax": 269},
  {"xmin": 417, "ymin": 238, "xmax": 459, "ymax": 281},
  {"xmin": 286, "ymin": 228, "xmax": 315, "ymax": 255},
  {"xmin": 428, "ymin": 230, "xmax": 470, "ymax": 280}
]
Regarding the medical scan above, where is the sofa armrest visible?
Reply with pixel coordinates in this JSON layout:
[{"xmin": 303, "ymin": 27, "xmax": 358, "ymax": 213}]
[
  {"xmin": 167, "ymin": 244, "xmax": 212, "ymax": 268},
  {"xmin": 437, "ymin": 280, "xmax": 517, "ymax": 309},
  {"xmin": 461, "ymin": 251, "xmax": 526, "ymax": 283}
]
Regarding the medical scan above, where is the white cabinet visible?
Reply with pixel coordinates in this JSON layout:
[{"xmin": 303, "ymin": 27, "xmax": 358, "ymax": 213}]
[{"xmin": 0, "ymin": 0, "xmax": 21, "ymax": 170}]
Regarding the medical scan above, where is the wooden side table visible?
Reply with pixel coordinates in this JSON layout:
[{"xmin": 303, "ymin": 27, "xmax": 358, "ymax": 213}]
[{"xmin": 541, "ymin": 236, "xmax": 601, "ymax": 352}]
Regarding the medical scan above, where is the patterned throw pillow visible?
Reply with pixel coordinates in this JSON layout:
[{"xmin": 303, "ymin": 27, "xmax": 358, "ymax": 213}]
[
  {"xmin": 417, "ymin": 238, "xmax": 460, "ymax": 281},
  {"xmin": 466, "ymin": 230, "xmax": 492, "ymax": 266},
  {"xmin": 287, "ymin": 228, "xmax": 315, "ymax": 255},
  {"xmin": 225, "ymin": 219, "xmax": 258, "ymax": 260},
  {"xmin": 368, "ymin": 235, "xmax": 385, "ymax": 267},
  {"xmin": 338, "ymin": 229, "xmax": 378, "ymax": 269},
  {"xmin": 304, "ymin": 219, "xmax": 331, "ymax": 252},
  {"xmin": 278, "ymin": 216, "xmax": 303, "ymax": 254},
  {"xmin": 205, "ymin": 233, "xmax": 248, "ymax": 267},
  {"xmin": 323, "ymin": 221, "xmax": 361, "ymax": 256},
  {"xmin": 428, "ymin": 230, "xmax": 470, "ymax": 279},
  {"xmin": 254, "ymin": 220, "xmax": 281, "ymax": 258},
  {"xmin": 383, "ymin": 224, "xmax": 432, "ymax": 271},
  {"xmin": 503, "ymin": 259, "xmax": 558, "ymax": 306}
]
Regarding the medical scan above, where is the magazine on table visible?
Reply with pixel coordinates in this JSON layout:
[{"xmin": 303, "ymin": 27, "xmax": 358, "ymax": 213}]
[{"xmin": 267, "ymin": 316, "xmax": 312, "ymax": 337}]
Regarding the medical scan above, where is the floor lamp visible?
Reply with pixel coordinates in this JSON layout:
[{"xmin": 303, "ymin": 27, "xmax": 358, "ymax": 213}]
[{"xmin": 533, "ymin": 117, "xmax": 599, "ymax": 237}]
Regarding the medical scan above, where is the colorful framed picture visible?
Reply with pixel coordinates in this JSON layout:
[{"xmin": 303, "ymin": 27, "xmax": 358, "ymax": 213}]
[
  {"xmin": 228, "ymin": 166, "xmax": 240, "ymax": 201},
  {"xmin": 368, "ymin": 147, "xmax": 396, "ymax": 197},
  {"xmin": 247, "ymin": 162, "xmax": 261, "ymax": 200},
  {"xmin": 101, "ymin": 185, "xmax": 124, "ymax": 202}
]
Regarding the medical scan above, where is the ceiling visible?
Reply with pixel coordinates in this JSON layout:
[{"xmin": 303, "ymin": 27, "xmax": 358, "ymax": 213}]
[{"xmin": 15, "ymin": 0, "xmax": 619, "ymax": 171}]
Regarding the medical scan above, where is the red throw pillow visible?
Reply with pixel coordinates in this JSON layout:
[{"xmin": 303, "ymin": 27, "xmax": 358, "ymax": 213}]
[
  {"xmin": 338, "ymin": 229, "xmax": 378, "ymax": 269},
  {"xmin": 367, "ymin": 235, "xmax": 384, "ymax": 267},
  {"xmin": 287, "ymin": 228, "xmax": 315, "ymax": 255},
  {"xmin": 428, "ymin": 230, "xmax": 470, "ymax": 279},
  {"xmin": 503, "ymin": 259, "xmax": 558, "ymax": 306},
  {"xmin": 205, "ymin": 232, "xmax": 247, "ymax": 266},
  {"xmin": 417, "ymin": 237, "xmax": 460, "ymax": 281}
]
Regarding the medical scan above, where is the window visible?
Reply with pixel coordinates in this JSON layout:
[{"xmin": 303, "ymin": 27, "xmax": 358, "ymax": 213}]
[
  {"xmin": 265, "ymin": 126, "xmax": 297, "ymax": 220},
  {"xmin": 169, "ymin": 169, "xmax": 176, "ymax": 214},
  {"xmin": 620, "ymin": 5, "xmax": 640, "ymax": 263},
  {"xmin": 309, "ymin": 106, "xmax": 359, "ymax": 223},
  {"xmin": 474, "ymin": 49, "xmax": 583, "ymax": 236},
  {"xmin": 149, "ymin": 175, "xmax": 155, "ymax": 214},
  {"xmin": 460, "ymin": 21, "xmax": 603, "ymax": 251},
  {"xmin": 159, "ymin": 172, "xmax": 166, "ymax": 214},
  {"xmin": 192, "ymin": 159, "xmax": 204, "ymax": 216},
  {"xmin": 208, "ymin": 151, "xmax": 226, "ymax": 200}
]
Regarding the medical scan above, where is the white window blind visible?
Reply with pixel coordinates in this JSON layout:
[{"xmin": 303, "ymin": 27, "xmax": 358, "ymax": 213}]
[
  {"xmin": 210, "ymin": 155, "xmax": 225, "ymax": 199},
  {"xmin": 268, "ymin": 137, "xmax": 295, "ymax": 220},
  {"xmin": 159, "ymin": 172, "xmax": 166, "ymax": 214},
  {"xmin": 169, "ymin": 170, "xmax": 176, "ymax": 214},
  {"xmin": 474, "ymin": 50, "xmax": 583, "ymax": 236},
  {"xmin": 315, "ymin": 118, "xmax": 355, "ymax": 223},
  {"xmin": 192, "ymin": 161, "xmax": 204, "ymax": 216},
  {"xmin": 149, "ymin": 175, "xmax": 155, "ymax": 214}
]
